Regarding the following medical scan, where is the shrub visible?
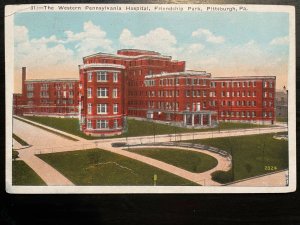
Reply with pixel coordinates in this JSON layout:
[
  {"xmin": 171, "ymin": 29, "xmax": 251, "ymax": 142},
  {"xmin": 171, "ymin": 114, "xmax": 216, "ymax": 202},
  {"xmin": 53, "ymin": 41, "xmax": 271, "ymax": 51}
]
[
  {"xmin": 211, "ymin": 170, "xmax": 234, "ymax": 184},
  {"xmin": 111, "ymin": 142, "xmax": 127, "ymax": 147},
  {"xmin": 12, "ymin": 151, "xmax": 19, "ymax": 160}
]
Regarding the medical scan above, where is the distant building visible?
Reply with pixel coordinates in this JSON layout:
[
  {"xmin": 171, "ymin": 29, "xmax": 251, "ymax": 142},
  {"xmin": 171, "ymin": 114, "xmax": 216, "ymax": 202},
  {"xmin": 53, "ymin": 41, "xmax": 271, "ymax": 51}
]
[
  {"xmin": 14, "ymin": 67, "xmax": 79, "ymax": 117},
  {"xmin": 79, "ymin": 49, "xmax": 276, "ymax": 136},
  {"xmin": 275, "ymin": 90, "xmax": 288, "ymax": 119}
]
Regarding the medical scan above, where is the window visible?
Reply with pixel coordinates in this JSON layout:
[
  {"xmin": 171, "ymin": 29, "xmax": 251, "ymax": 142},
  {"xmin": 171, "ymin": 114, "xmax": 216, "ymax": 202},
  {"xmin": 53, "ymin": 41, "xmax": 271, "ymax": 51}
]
[
  {"xmin": 113, "ymin": 72, "xmax": 118, "ymax": 82},
  {"xmin": 222, "ymin": 82, "xmax": 225, "ymax": 87},
  {"xmin": 253, "ymin": 91, "xmax": 256, "ymax": 97},
  {"xmin": 69, "ymin": 91, "xmax": 74, "ymax": 98},
  {"xmin": 97, "ymin": 104, "xmax": 107, "ymax": 114},
  {"xmin": 88, "ymin": 103, "xmax": 92, "ymax": 114},
  {"xmin": 252, "ymin": 112, "xmax": 256, "ymax": 118},
  {"xmin": 186, "ymin": 90, "xmax": 190, "ymax": 97},
  {"xmin": 113, "ymin": 119, "xmax": 118, "ymax": 128},
  {"xmin": 87, "ymin": 120, "xmax": 92, "ymax": 129},
  {"xmin": 97, "ymin": 88, "xmax": 108, "ymax": 98},
  {"xmin": 203, "ymin": 91, "xmax": 206, "ymax": 97},
  {"xmin": 87, "ymin": 88, "xmax": 92, "ymax": 98},
  {"xmin": 226, "ymin": 92, "xmax": 230, "ymax": 97},
  {"xmin": 97, "ymin": 71, "xmax": 107, "ymax": 81},
  {"xmin": 27, "ymin": 92, "xmax": 33, "ymax": 98},
  {"xmin": 27, "ymin": 84, "xmax": 34, "ymax": 91},
  {"xmin": 113, "ymin": 88, "xmax": 118, "ymax": 98},
  {"xmin": 97, "ymin": 120, "xmax": 108, "ymax": 129},
  {"xmin": 269, "ymin": 82, "xmax": 273, "ymax": 88},
  {"xmin": 237, "ymin": 92, "xmax": 240, "ymax": 97},
  {"xmin": 113, "ymin": 104, "xmax": 118, "ymax": 114},
  {"xmin": 175, "ymin": 78, "xmax": 179, "ymax": 85},
  {"xmin": 88, "ymin": 72, "xmax": 92, "ymax": 82},
  {"xmin": 264, "ymin": 81, "xmax": 267, "ymax": 88},
  {"xmin": 269, "ymin": 101, "xmax": 272, "ymax": 107},
  {"xmin": 186, "ymin": 78, "xmax": 190, "ymax": 85},
  {"xmin": 253, "ymin": 81, "xmax": 256, "ymax": 87},
  {"xmin": 69, "ymin": 83, "xmax": 73, "ymax": 89},
  {"xmin": 269, "ymin": 112, "xmax": 273, "ymax": 117}
]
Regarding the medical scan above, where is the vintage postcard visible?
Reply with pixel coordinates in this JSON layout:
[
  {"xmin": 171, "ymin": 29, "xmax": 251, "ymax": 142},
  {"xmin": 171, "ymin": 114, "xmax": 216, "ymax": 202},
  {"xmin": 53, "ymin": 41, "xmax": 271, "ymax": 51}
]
[{"xmin": 5, "ymin": 4, "xmax": 296, "ymax": 193}]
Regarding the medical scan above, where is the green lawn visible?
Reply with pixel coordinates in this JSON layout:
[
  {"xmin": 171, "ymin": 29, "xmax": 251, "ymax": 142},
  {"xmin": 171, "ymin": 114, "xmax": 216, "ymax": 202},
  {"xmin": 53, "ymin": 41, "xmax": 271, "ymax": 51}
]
[
  {"xmin": 187, "ymin": 133, "xmax": 288, "ymax": 184},
  {"xmin": 13, "ymin": 133, "xmax": 29, "ymax": 146},
  {"xmin": 12, "ymin": 160, "xmax": 46, "ymax": 185},
  {"xmin": 22, "ymin": 116, "xmax": 270, "ymax": 140},
  {"xmin": 276, "ymin": 117, "xmax": 288, "ymax": 122},
  {"xmin": 127, "ymin": 148, "xmax": 218, "ymax": 173},
  {"xmin": 37, "ymin": 149, "xmax": 198, "ymax": 186}
]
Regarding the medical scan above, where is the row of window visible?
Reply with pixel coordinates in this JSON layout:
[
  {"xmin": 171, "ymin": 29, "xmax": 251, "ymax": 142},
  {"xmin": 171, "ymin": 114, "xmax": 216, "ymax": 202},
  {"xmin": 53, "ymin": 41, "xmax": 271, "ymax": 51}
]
[
  {"xmin": 87, "ymin": 71, "xmax": 119, "ymax": 82},
  {"xmin": 27, "ymin": 83, "xmax": 75, "ymax": 91},
  {"xmin": 86, "ymin": 119, "xmax": 119, "ymax": 129},
  {"xmin": 220, "ymin": 111, "xmax": 273, "ymax": 118},
  {"xmin": 87, "ymin": 103, "xmax": 119, "ymax": 115},
  {"xmin": 87, "ymin": 88, "xmax": 119, "ymax": 98},
  {"xmin": 27, "ymin": 91, "xmax": 75, "ymax": 98}
]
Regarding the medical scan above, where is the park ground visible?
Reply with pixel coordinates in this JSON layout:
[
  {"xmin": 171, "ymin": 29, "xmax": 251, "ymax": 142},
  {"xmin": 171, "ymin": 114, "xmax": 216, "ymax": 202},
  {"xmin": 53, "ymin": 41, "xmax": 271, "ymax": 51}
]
[{"xmin": 11, "ymin": 116, "xmax": 288, "ymax": 187}]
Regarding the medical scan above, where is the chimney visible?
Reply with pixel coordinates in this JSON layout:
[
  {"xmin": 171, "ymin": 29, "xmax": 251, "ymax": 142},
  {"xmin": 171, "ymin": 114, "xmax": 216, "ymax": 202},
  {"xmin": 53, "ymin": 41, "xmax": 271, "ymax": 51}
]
[{"xmin": 22, "ymin": 67, "xmax": 26, "ymax": 96}]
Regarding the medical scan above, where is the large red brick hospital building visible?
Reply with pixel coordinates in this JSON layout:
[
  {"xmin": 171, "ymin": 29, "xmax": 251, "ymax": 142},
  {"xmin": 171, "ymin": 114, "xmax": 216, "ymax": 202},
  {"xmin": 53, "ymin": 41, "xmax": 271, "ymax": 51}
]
[
  {"xmin": 14, "ymin": 49, "xmax": 275, "ymax": 136},
  {"xmin": 78, "ymin": 49, "xmax": 275, "ymax": 136}
]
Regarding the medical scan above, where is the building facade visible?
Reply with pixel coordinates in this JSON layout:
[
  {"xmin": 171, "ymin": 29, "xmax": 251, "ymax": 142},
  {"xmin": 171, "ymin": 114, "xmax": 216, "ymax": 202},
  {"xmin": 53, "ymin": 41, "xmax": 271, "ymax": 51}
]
[
  {"xmin": 79, "ymin": 49, "xmax": 276, "ymax": 136},
  {"xmin": 14, "ymin": 67, "xmax": 79, "ymax": 117}
]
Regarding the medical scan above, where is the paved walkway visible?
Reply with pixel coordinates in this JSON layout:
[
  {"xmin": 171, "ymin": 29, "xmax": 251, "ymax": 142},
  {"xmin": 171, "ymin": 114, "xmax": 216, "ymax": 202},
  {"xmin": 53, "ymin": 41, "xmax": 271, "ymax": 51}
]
[
  {"xmin": 12, "ymin": 117, "xmax": 288, "ymax": 186},
  {"xmin": 228, "ymin": 170, "xmax": 288, "ymax": 187},
  {"xmin": 123, "ymin": 145, "xmax": 231, "ymax": 185},
  {"xmin": 19, "ymin": 152, "xmax": 74, "ymax": 186}
]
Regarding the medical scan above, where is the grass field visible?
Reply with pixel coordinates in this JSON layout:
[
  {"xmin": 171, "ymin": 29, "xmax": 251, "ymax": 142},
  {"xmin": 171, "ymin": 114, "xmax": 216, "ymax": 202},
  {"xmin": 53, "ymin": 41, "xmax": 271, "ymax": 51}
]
[
  {"xmin": 37, "ymin": 149, "xmax": 198, "ymax": 186},
  {"xmin": 23, "ymin": 116, "xmax": 269, "ymax": 140},
  {"xmin": 127, "ymin": 148, "xmax": 218, "ymax": 173},
  {"xmin": 276, "ymin": 117, "xmax": 288, "ymax": 122},
  {"xmin": 12, "ymin": 160, "xmax": 46, "ymax": 185},
  {"xmin": 13, "ymin": 133, "xmax": 29, "ymax": 146},
  {"xmin": 187, "ymin": 133, "xmax": 288, "ymax": 183}
]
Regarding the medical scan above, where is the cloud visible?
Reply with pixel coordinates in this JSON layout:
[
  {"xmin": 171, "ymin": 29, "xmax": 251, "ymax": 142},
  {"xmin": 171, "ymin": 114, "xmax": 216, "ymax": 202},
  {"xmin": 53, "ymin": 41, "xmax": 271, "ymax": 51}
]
[
  {"xmin": 64, "ymin": 20, "xmax": 113, "ymax": 55},
  {"xmin": 119, "ymin": 27, "xmax": 179, "ymax": 56},
  {"xmin": 270, "ymin": 36, "xmax": 289, "ymax": 45},
  {"xmin": 14, "ymin": 26, "xmax": 29, "ymax": 44},
  {"xmin": 192, "ymin": 28, "xmax": 225, "ymax": 44},
  {"xmin": 14, "ymin": 21, "xmax": 114, "ymax": 77}
]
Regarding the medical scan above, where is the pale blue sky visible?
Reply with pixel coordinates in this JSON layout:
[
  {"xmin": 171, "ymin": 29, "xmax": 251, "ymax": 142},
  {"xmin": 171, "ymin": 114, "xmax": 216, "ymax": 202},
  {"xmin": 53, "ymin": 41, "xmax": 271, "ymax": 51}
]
[
  {"xmin": 14, "ymin": 11, "xmax": 290, "ymax": 91},
  {"xmin": 15, "ymin": 12, "xmax": 289, "ymax": 48}
]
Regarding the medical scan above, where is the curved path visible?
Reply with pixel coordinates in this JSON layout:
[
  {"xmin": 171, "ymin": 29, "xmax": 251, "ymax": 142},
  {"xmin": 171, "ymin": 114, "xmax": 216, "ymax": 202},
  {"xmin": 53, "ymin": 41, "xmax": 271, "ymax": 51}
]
[{"xmin": 117, "ymin": 145, "xmax": 231, "ymax": 186}]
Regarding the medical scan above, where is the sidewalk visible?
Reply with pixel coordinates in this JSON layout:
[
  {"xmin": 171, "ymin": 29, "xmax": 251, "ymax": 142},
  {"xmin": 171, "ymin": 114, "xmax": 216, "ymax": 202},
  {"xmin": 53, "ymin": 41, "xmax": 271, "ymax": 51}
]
[{"xmin": 19, "ymin": 150, "xmax": 74, "ymax": 186}]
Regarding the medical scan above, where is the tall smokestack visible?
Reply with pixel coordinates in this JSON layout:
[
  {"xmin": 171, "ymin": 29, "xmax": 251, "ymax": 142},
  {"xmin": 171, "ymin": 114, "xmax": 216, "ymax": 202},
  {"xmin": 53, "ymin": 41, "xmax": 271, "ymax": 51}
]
[{"xmin": 22, "ymin": 67, "xmax": 26, "ymax": 96}]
